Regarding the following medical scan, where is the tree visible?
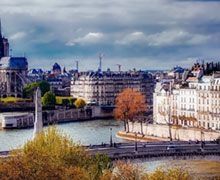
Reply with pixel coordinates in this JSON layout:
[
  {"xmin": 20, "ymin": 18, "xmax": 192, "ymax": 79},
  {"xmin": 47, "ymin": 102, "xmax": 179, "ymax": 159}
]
[
  {"xmin": 147, "ymin": 167, "xmax": 190, "ymax": 180},
  {"xmin": 100, "ymin": 162, "xmax": 190, "ymax": 180},
  {"xmin": 159, "ymin": 100, "xmax": 173, "ymax": 141},
  {"xmin": 23, "ymin": 81, "xmax": 50, "ymax": 98},
  {"xmin": 114, "ymin": 88, "xmax": 147, "ymax": 132},
  {"xmin": 62, "ymin": 99, "xmax": 70, "ymax": 107},
  {"xmin": 0, "ymin": 128, "xmax": 191, "ymax": 180},
  {"xmin": 0, "ymin": 127, "xmax": 110, "ymax": 180},
  {"xmin": 23, "ymin": 82, "xmax": 38, "ymax": 98},
  {"xmin": 38, "ymin": 81, "xmax": 50, "ymax": 96},
  {"xmin": 69, "ymin": 98, "xmax": 76, "ymax": 106},
  {"xmin": 75, "ymin": 98, "xmax": 86, "ymax": 108},
  {"xmin": 42, "ymin": 91, "xmax": 56, "ymax": 107}
]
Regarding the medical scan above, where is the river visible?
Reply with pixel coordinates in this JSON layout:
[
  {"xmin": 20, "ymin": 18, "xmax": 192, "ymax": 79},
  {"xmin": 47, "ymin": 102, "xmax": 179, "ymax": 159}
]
[
  {"xmin": 0, "ymin": 119, "xmax": 219, "ymax": 178},
  {"xmin": 0, "ymin": 119, "xmax": 124, "ymax": 151}
]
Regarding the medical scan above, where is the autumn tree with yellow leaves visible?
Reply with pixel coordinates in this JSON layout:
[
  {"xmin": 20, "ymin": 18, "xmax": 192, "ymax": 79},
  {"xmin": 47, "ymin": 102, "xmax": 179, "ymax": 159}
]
[
  {"xmin": 0, "ymin": 127, "xmax": 192, "ymax": 180},
  {"xmin": 0, "ymin": 127, "xmax": 109, "ymax": 180}
]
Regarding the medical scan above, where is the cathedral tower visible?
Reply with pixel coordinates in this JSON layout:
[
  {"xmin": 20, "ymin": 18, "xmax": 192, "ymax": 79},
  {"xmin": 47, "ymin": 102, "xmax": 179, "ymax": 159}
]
[
  {"xmin": 0, "ymin": 19, "xmax": 4, "ymax": 58},
  {"xmin": 0, "ymin": 19, "xmax": 9, "ymax": 58}
]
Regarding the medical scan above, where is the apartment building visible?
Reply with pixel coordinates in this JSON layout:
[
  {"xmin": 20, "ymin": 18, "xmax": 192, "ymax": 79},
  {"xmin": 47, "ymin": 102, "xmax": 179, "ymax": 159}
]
[
  {"xmin": 71, "ymin": 70, "xmax": 155, "ymax": 109},
  {"xmin": 154, "ymin": 74, "xmax": 220, "ymax": 131}
]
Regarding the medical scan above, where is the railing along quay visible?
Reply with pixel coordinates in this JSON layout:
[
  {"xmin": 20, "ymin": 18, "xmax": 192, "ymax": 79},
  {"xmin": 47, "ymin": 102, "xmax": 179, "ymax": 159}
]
[
  {"xmin": 1, "ymin": 142, "xmax": 220, "ymax": 161},
  {"xmin": 109, "ymin": 150, "xmax": 220, "ymax": 161}
]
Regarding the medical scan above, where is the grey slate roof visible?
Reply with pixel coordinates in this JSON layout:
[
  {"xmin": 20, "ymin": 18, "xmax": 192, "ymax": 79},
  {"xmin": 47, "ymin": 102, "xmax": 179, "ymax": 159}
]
[{"xmin": 0, "ymin": 56, "xmax": 28, "ymax": 70}]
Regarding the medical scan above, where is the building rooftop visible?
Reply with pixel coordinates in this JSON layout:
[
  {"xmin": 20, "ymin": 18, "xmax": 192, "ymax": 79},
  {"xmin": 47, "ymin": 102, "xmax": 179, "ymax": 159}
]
[
  {"xmin": 52, "ymin": 62, "xmax": 61, "ymax": 71},
  {"xmin": 0, "ymin": 56, "xmax": 28, "ymax": 70},
  {"xmin": 0, "ymin": 112, "xmax": 32, "ymax": 118},
  {"xmin": 77, "ymin": 70, "xmax": 153, "ymax": 79}
]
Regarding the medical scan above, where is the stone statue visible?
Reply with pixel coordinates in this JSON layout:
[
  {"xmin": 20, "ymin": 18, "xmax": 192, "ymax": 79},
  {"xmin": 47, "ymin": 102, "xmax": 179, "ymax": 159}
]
[{"xmin": 33, "ymin": 87, "xmax": 43, "ymax": 139}]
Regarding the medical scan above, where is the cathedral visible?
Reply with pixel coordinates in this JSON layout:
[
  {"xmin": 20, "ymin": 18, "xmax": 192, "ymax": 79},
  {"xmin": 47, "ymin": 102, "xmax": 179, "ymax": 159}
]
[
  {"xmin": 0, "ymin": 20, "xmax": 29, "ymax": 98},
  {"xmin": 0, "ymin": 20, "xmax": 9, "ymax": 58}
]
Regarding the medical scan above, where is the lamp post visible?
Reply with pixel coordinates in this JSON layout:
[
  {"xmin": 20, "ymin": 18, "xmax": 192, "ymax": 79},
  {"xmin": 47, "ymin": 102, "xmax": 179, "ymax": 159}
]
[
  {"xmin": 135, "ymin": 132, "xmax": 138, "ymax": 152},
  {"xmin": 110, "ymin": 128, "xmax": 113, "ymax": 147}
]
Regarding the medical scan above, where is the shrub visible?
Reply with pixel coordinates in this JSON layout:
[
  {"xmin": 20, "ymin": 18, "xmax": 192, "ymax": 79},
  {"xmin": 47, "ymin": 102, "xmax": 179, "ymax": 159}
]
[
  {"xmin": 42, "ymin": 91, "xmax": 56, "ymax": 107},
  {"xmin": 23, "ymin": 81, "xmax": 50, "ymax": 98},
  {"xmin": 75, "ymin": 98, "xmax": 86, "ymax": 108},
  {"xmin": 62, "ymin": 99, "xmax": 70, "ymax": 106}
]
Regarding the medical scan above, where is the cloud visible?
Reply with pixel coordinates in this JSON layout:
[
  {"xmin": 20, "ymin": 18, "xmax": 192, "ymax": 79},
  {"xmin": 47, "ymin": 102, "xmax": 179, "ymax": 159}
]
[
  {"xmin": 66, "ymin": 32, "xmax": 104, "ymax": 46},
  {"xmin": 147, "ymin": 30, "xmax": 210, "ymax": 46},
  {"xmin": 115, "ymin": 32, "xmax": 147, "ymax": 45},
  {"xmin": 116, "ymin": 30, "xmax": 210, "ymax": 46},
  {"xmin": 0, "ymin": 0, "xmax": 219, "ymax": 69},
  {"xmin": 9, "ymin": 32, "xmax": 26, "ymax": 40},
  {"xmin": 175, "ymin": 0, "xmax": 220, "ymax": 2}
]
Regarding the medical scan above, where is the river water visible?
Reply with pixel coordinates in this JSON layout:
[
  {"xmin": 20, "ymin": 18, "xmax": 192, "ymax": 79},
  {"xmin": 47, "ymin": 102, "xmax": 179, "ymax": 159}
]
[
  {"xmin": 0, "ymin": 119, "xmax": 124, "ymax": 151},
  {"xmin": 0, "ymin": 119, "xmax": 219, "ymax": 178}
]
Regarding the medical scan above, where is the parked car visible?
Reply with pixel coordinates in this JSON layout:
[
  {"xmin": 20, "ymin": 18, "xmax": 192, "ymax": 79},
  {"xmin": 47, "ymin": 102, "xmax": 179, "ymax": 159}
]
[
  {"xmin": 197, "ymin": 147, "xmax": 205, "ymax": 152},
  {"xmin": 166, "ymin": 145, "xmax": 181, "ymax": 152}
]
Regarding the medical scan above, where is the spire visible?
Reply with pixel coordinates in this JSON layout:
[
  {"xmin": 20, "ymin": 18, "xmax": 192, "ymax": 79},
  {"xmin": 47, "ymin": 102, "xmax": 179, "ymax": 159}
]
[
  {"xmin": 0, "ymin": 18, "xmax": 3, "ymax": 58},
  {"xmin": 0, "ymin": 18, "xmax": 2, "ymax": 38}
]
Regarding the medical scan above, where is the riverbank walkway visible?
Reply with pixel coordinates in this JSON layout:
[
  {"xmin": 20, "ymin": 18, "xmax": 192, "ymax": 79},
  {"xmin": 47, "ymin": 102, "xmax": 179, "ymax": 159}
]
[
  {"xmin": 87, "ymin": 141, "xmax": 220, "ymax": 160},
  {"xmin": 1, "ymin": 141, "xmax": 219, "ymax": 160}
]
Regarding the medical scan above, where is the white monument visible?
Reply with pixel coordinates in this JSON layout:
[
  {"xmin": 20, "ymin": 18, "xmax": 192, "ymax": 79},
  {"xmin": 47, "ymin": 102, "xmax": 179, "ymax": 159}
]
[{"xmin": 33, "ymin": 87, "xmax": 43, "ymax": 139}]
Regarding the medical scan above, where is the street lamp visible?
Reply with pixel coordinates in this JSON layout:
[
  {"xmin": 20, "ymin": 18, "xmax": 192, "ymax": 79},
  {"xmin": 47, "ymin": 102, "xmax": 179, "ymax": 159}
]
[
  {"xmin": 110, "ymin": 128, "xmax": 113, "ymax": 147},
  {"xmin": 135, "ymin": 132, "xmax": 138, "ymax": 152}
]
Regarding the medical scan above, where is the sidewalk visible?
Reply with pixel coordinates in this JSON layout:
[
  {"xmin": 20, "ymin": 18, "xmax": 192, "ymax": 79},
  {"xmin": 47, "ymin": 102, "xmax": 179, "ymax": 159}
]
[{"xmin": 116, "ymin": 131, "xmax": 169, "ymax": 142}]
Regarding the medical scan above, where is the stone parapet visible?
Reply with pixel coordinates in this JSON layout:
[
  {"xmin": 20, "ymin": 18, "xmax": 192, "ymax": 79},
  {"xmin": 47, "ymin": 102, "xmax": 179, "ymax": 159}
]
[{"xmin": 127, "ymin": 122, "xmax": 220, "ymax": 141}]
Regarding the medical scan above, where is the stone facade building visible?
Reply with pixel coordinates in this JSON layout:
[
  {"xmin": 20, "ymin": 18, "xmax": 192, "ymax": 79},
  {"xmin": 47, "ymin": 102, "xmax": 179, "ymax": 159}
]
[
  {"xmin": 0, "ymin": 57, "xmax": 29, "ymax": 97},
  {"xmin": 0, "ymin": 21, "xmax": 29, "ymax": 97},
  {"xmin": 71, "ymin": 70, "xmax": 155, "ymax": 110},
  {"xmin": 0, "ymin": 112, "xmax": 34, "ymax": 129},
  {"xmin": 153, "ymin": 73, "xmax": 220, "ymax": 131}
]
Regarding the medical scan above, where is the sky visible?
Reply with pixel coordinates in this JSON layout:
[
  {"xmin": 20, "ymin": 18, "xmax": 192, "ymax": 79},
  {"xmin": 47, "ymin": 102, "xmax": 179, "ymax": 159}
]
[{"xmin": 0, "ymin": 0, "xmax": 220, "ymax": 71}]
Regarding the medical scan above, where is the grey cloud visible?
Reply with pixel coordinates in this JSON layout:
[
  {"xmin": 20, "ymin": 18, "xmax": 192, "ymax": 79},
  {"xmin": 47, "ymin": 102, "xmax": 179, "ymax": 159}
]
[
  {"xmin": 116, "ymin": 30, "xmax": 211, "ymax": 46},
  {"xmin": 0, "ymin": 0, "xmax": 219, "ymax": 70},
  {"xmin": 175, "ymin": 0, "xmax": 220, "ymax": 2}
]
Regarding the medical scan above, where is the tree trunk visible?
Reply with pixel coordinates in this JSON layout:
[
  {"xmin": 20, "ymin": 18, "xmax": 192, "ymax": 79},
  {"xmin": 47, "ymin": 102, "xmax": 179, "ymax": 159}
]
[
  {"xmin": 123, "ymin": 120, "xmax": 126, "ymax": 131},
  {"xmin": 168, "ymin": 124, "xmax": 172, "ymax": 141},
  {"xmin": 132, "ymin": 121, "xmax": 134, "ymax": 131},
  {"xmin": 140, "ymin": 121, "xmax": 143, "ymax": 135},
  {"xmin": 126, "ymin": 120, "xmax": 130, "ymax": 132}
]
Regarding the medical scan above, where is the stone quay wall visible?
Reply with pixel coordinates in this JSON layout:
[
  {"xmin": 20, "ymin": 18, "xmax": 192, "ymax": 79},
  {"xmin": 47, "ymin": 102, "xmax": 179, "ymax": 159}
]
[
  {"xmin": 43, "ymin": 108, "xmax": 92, "ymax": 125},
  {"xmin": 43, "ymin": 106, "xmax": 113, "ymax": 125},
  {"xmin": 129, "ymin": 122, "xmax": 220, "ymax": 141}
]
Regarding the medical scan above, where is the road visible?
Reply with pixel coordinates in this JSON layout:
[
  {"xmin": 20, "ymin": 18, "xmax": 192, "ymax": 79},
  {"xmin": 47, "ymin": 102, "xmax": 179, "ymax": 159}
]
[
  {"xmin": 87, "ymin": 141, "xmax": 220, "ymax": 159},
  {"xmin": 1, "ymin": 141, "xmax": 219, "ymax": 160}
]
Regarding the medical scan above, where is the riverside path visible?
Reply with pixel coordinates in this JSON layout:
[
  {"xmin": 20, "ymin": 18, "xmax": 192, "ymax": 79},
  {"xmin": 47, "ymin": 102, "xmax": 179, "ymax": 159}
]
[
  {"xmin": 87, "ymin": 141, "xmax": 220, "ymax": 160},
  {"xmin": 1, "ymin": 141, "xmax": 220, "ymax": 160}
]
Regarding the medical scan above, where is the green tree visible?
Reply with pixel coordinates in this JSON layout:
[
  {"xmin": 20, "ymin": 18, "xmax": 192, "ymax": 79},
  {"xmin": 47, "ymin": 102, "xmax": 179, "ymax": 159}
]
[
  {"xmin": 23, "ymin": 81, "xmax": 50, "ymax": 98},
  {"xmin": 38, "ymin": 81, "xmax": 50, "ymax": 96},
  {"xmin": 42, "ymin": 91, "xmax": 56, "ymax": 107},
  {"xmin": 69, "ymin": 98, "xmax": 76, "ymax": 106},
  {"xmin": 75, "ymin": 98, "xmax": 86, "ymax": 108},
  {"xmin": 23, "ymin": 82, "xmax": 38, "ymax": 98},
  {"xmin": 62, "ymin": 99, "xmax": 70, "ymax": 106}
]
